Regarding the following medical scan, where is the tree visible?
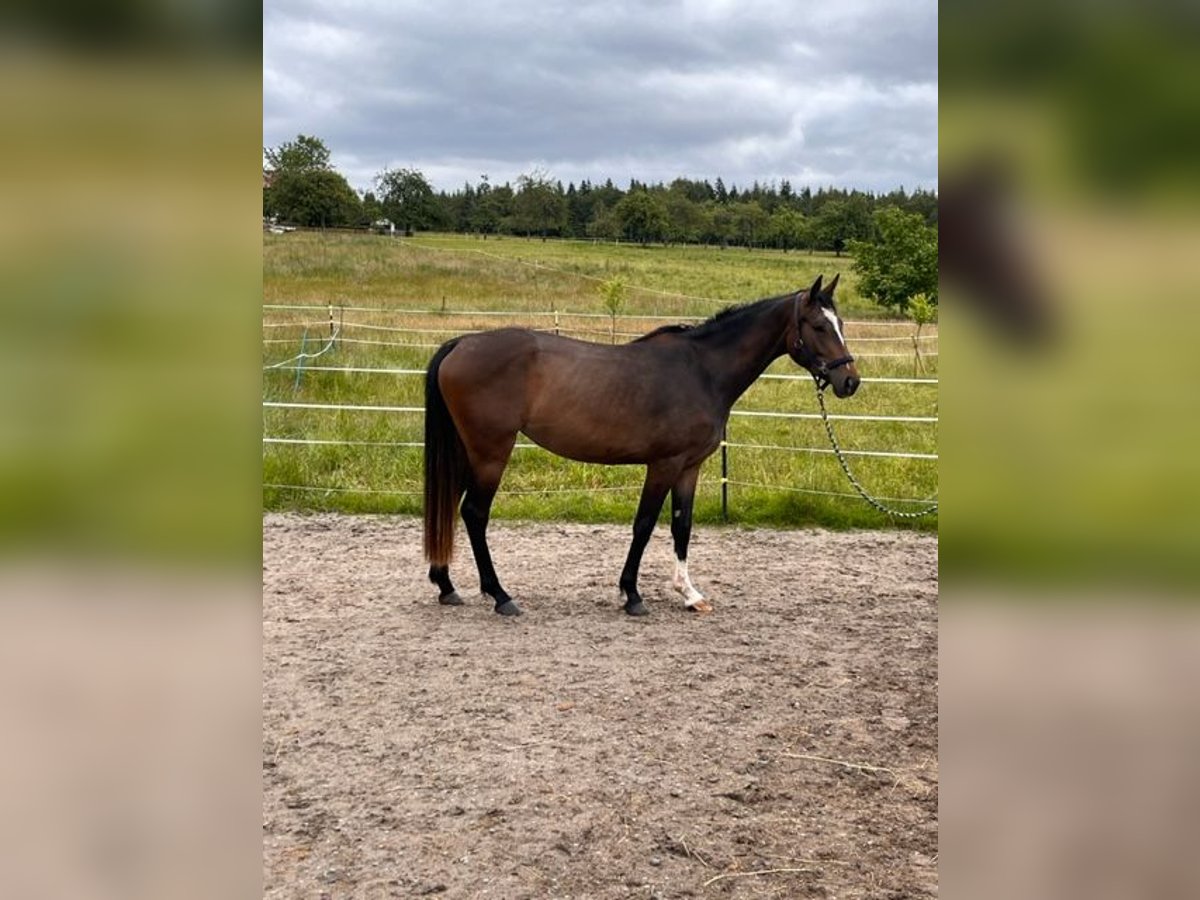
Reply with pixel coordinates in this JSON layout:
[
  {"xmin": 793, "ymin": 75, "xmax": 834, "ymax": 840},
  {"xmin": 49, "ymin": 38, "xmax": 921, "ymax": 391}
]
[
  {"xmin": 599, "ymin": 277, "xmax": 628, "ymax": 343},
  {"xmin": 729, "ymin": 200, "xmax": 769, "ymax": 248},
  {"xmin": 767, "ymin": 207, "xmax": 809, "ymax": 251},
  {"xmin": 586, "ymin": 200, "xmax": 620, "ymax": 240},
  {"xmin": 264, "ymin": 134, "xmax": 331, "ymax": 174},
  {"xmin": 906, "ymin": 292, "xmax": 937, "ymax": 374},
  {"xmin": 266, "ymin": 168, "xmax": 361, "ymax": 227},
  {"xmin": 848, "ymin": 206, "xmax": 939, "ymax": 313},
  {"xmin": 664, "ymin": 191, "xmax": 707, "ymax": 244},
  {"xmin": 464, "ymin": 176, "xmax": 496, "ymax": 236},
  {"xmin": 614, "ymin": 190, "xmax": 669, "ymax": 244},
  {"xmin": 710, "ymin": 203, "xmax": 737, "ymax": 247},
  {"xmin": 512, "ymin": 170, "xmax": 567, "ymax": 239},
  {"xmin": 811, "ymin": 195, "xmax": 872, "ymax": 255},
  {"xmin": 375, "ymin": 167, "xmax": 436, "ymax": 234},
  {"xmin": 263, "ymin": 134, "xmax": 362, "ymax": 227}
]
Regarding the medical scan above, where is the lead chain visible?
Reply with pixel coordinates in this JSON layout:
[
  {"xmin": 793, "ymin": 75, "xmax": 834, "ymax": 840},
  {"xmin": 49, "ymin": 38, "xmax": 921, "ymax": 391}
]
[{"xmin": 815, "ymin": 386, "xmax": 939, "ymax": 519}]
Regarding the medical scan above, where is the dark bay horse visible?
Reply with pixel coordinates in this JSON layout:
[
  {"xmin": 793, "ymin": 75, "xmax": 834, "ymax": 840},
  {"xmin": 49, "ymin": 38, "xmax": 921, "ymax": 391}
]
[{"xmin": 423, "ymin": 274, "xmax": 860, "ymax": 617}]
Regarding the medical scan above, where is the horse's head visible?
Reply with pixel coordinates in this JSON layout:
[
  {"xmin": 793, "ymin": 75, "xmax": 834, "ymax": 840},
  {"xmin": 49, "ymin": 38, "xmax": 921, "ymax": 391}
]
[{"xmin": 787, "ymin": 274, "xmax": 860, "ymax": 398}]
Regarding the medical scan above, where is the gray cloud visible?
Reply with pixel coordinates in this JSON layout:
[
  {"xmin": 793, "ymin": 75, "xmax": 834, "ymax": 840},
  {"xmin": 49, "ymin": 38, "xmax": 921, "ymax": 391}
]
[{"xmin": 264, "ymin": 0, "xmax": 936, "ymax": 194}]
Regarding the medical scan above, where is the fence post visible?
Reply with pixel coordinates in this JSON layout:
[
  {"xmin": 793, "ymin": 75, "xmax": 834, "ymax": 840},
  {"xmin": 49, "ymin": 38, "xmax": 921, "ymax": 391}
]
[{"xmin": 720, "ymin": 425, "xmax": 729, "ymax": 522}]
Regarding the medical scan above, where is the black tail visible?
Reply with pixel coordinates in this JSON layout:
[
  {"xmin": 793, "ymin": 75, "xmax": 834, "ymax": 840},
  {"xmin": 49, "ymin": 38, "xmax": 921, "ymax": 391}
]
[{"xmin": 423, "ymin": 339, "xmax": 466, "ymax": 566}]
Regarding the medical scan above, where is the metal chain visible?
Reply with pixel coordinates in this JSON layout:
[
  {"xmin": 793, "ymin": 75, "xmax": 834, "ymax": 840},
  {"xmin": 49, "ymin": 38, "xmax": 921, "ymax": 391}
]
[{"xmin": 815, "ymin": 385, "xmax": 939, "ymax": 519}]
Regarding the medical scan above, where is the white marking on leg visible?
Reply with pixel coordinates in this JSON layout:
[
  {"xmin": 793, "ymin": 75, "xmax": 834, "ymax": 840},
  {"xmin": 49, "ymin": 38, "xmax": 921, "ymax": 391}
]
[
  {"xmin": 672, "ymin": 557, "xmax": 706, "ymax": 607},
  {"xmin": 822, "ymin": 307, "xmax": 845, "ymax": 345}
]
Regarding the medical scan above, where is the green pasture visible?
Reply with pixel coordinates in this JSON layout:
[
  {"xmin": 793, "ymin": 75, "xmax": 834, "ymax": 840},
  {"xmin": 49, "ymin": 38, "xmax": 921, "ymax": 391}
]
[{"xmin": 263, "ymin": 231, "xmax": 938, "ymax": 531}]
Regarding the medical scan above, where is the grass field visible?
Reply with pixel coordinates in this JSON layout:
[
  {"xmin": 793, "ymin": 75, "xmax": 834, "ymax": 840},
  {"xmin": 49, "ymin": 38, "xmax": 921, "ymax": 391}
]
[{"xmin": 263, "ymin": 231, "xmax": 938, "ymax": 531}]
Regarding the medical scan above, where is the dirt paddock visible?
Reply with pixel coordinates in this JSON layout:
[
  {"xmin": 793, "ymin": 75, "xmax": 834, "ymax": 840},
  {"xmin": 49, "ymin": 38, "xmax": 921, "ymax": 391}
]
[{"xmin": 263, "ymin": 514, "xmax": 938, "ymax": 898}]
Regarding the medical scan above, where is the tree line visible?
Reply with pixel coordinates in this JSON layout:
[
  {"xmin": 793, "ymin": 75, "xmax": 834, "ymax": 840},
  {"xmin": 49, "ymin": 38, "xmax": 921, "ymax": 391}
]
[{"xmin": 264, "ymin": 135, "xmax": 938, "ymax": 258}]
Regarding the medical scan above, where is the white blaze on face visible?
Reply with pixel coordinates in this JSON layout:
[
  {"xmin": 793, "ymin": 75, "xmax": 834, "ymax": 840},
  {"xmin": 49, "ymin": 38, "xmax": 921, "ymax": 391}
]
[
  {"xmin": 673, "ymin": 557, "xmax": 706, "ymax": 607},
  {"xmin": 822, "ymin": 307, "xmax": 846, "ymax": 347}
]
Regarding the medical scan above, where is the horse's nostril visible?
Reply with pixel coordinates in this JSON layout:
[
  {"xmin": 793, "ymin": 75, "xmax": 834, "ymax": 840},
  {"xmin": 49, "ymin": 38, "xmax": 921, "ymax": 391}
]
[{"xmin": 847, "ymin": 376, "xmax": 860, "ymax": 395}]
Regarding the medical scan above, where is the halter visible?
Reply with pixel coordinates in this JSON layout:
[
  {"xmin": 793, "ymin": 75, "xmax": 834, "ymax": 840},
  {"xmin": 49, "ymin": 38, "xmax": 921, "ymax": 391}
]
[
  {"xmin": 787, "ymin": 328, "xmax": 855, "ymax": 391},
  {"xmin": 814, "ymin": 354, "xmax": 856, "ymax": 391}
]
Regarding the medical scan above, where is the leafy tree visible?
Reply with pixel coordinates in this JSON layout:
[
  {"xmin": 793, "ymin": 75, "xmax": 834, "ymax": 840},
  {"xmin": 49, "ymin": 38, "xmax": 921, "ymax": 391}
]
[
  {"xmin": 848, "ymin": 206, "xmax": 939, "ymax": 312},
  {"xmin": 710, "ymin": 203, "xmax": 737, "ymax": 247},
  {"xmin": 906, "ymin": 292, "xmax": 937, "ymax": 374},
  {"xmin": 512, "ymin": 170, "xmax": 567, "ymax": 238},
  {"xmin": 599, "ymin": 277, "xmax": 628, "ymax": 343},
  {"xmin": 811, "ymin": 196, "xmax": 872, "ymax": 255},
  {"xmin": 664, "ymin": 191, "xmax": 708, "ymax": 244},
  {"xmin": 264, "ymin": 134, "xmax": 331, "ymax": 174},
  {"xmin": 614, "ymin": 190, "xmax": 669, "ymax": 244},
  {"xmin": 266, "ymin": 168, "xmax": 361, "ymax": 227},
  {"xmin": 729, "ymin": 200, "xmax": 769, "ymax": 248},
  {"xmin": 767, "ymin": 207, "xmax": 809, "ymax": 251},
  {"xmin": 375, "ymin": 167, "xmax": 436, "ymax": 234},
  {"xmin": 468, "ymin": 176, "xmax": 506, "ymax": 236},
  {"xmin": 263, "ymin": 134, "xmax": 362, "ymax": 227},
  {"xmin": 586, "ymin": 201, "xmax": 620, "ymax": 240}
]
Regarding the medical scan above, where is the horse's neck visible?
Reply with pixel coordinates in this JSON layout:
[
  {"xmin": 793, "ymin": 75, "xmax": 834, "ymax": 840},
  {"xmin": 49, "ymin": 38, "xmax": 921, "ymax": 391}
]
[{"xmin": 694, "ymin": 298, "xmax": 791, "ymax": 410}]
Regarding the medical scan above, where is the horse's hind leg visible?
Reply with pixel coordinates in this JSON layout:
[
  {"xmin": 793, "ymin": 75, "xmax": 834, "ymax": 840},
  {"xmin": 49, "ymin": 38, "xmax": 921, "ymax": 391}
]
[
  {"xmin": 461, "ymin": 442, "xmax": 521, "ymax": 616},
  {"xmin": 428, "ymin": 564, "xmax": 462, "ymax": 606}
]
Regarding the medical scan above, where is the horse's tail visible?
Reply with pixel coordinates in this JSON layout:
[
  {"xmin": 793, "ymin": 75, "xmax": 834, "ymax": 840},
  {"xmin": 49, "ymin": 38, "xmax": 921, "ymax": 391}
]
[{"xmin": 423, "ymin": 338, "xmax": 466, "ymax": 566}]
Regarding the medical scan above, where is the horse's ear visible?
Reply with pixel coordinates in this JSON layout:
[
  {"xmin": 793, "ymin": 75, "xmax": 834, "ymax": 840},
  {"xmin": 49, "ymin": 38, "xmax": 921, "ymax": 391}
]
[
  {"xmin": 806, "ymin": 275, "xmax": 823, "ymax": 302},
  {"xmin": 825, "ymin": 272, "xmax": 840, "ymax": 295}
]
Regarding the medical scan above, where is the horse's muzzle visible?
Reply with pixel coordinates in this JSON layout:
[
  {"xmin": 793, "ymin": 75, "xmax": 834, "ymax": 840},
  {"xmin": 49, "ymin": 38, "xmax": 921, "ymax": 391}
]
[
  {"xmin": 835, "ymin": 373, "xmax": 861, "ymax": 398},
  {"xmin": 819, "ymin": 356, "xmax": 859, "ymax": 397}
]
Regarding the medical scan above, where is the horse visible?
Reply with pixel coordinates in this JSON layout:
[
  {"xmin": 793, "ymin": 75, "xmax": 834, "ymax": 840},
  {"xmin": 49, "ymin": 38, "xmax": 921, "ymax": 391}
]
[{"xmin": 422, "ymin": 273, "xmax": 860, "ymax": 617}]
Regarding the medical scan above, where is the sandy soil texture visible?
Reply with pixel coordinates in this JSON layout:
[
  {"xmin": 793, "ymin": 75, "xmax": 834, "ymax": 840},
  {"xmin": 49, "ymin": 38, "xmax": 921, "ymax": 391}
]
[{"xmin": 263, "ymin": 514, "xmax": 938, "ymax": 899}]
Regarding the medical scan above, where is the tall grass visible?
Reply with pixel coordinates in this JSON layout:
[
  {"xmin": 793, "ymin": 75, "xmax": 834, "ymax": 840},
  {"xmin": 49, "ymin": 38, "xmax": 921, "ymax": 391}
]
[{"xmin": 263, "ymin": 231, "xmax": 937, "ymax": 531}]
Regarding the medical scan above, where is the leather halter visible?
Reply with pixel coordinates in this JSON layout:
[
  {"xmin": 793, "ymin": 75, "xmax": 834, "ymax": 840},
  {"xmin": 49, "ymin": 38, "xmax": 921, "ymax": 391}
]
[{"xmin": 787, "ymin": 314, "xmax": 855, "ymax": 390}]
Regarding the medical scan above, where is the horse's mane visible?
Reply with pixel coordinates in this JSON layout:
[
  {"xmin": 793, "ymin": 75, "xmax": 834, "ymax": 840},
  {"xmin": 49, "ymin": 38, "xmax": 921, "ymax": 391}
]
[
  {"xmin": 632, "ymin": 293, "xmax": 798, "ymax": 343},
  {"xmin": 632, "ymin": 323, "xmax": 692, "ymax": 342}
]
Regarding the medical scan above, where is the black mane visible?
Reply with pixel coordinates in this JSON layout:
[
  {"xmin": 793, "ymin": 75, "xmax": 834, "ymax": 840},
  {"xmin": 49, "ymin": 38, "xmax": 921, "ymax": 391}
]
[
  {"xmin": 632, "ymin": 323, "xmax": 692, "ymax": 342},
  {"xmin": 632, "ymin": 293, "xmax": 798, "ymax": 343}
]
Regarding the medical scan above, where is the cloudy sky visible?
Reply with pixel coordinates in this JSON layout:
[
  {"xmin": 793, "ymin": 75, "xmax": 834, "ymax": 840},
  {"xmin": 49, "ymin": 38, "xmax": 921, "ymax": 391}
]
[{"xmin": 264, "ymin": 0, "xmax": 936, "ymax": 196}]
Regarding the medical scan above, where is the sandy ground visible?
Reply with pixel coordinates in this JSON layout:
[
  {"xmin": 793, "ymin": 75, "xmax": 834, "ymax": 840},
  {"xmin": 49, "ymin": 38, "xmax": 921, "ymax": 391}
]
[{"xmin": 263, "ymin": 514, "xmax": 938, "ymax": 899}]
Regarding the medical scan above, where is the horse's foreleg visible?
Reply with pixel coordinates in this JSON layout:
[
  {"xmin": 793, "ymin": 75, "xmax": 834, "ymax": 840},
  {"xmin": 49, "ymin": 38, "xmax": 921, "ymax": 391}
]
[
  {"xmin": 461, "ymin": 454, "xmax": 520, "ymax": 616},
  {"xmin": 670, "ymin": 465, "xmax": 712, "ymax": 613},
  {"xmin": 619, "ymin": 466, "xmax": 674, "ymax": 616}
]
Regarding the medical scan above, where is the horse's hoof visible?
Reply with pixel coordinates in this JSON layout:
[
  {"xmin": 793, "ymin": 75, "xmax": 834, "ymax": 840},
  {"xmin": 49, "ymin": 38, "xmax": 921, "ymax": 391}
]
[
  {"xmin": 495, "ymin": 600, "xmax": 523, "ymax": 616},
  {"xmin": 687, "ymin": 599, "xmax": 714, "ymax": 615},
  {"xmin": 624, "ymin": 600, "xmax": 650, "ymax": 617},
  {"xmin": 438, "ymin": 591, "xmax": 463, "ymax": 606}
]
